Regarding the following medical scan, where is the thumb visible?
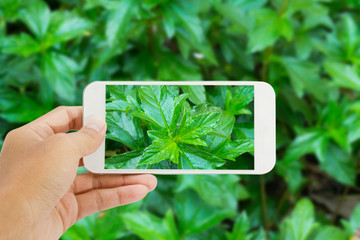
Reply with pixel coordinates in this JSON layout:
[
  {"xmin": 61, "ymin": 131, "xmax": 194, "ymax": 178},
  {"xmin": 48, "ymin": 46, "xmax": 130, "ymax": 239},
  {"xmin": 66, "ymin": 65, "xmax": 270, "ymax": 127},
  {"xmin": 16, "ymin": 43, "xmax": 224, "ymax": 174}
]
[
  {"xmin": 22, "ymin": 116, "xmax": 106, "ymax": 211},
  {"xmin": 66, "ymin": 116, "xmax": 107, "ymax": 158},
  {"xmin": 47, "ymin": 116, "xmax": 106, "ymax": 166}
]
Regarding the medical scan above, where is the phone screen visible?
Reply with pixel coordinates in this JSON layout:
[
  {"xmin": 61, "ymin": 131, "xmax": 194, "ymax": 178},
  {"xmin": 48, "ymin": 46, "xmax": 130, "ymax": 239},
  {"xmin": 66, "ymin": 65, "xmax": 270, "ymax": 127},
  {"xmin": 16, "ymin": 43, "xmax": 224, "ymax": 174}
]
[{"xmin": 104, "ymin": 85, "xmax": 254, "ymax": 170}]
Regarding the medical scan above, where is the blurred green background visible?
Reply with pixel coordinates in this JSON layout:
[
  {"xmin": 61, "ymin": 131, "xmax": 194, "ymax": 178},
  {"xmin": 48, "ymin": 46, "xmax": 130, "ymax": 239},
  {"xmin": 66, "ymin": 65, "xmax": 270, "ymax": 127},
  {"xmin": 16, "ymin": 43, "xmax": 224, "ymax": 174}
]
[{"xmin": 1, "ymin": 0, "xmax": 360, "ymax": 239}]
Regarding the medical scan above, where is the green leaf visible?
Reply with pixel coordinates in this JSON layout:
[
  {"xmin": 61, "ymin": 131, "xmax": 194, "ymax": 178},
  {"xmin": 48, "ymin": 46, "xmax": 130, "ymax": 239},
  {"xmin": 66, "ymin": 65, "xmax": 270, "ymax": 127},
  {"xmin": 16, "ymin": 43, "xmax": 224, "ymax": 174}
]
[
  {"xmin": 312, "ymin": 226, "xmax": 347, "ymax": 240},
  {"xmin": 190, "ymin": 226, "xmax": 227, "ymax": 240},
  {"xmin": 131, "ymin": 110, "xmax": 164, "ymax": 129},
  {"xmin": 175, "ymin": 190, "xmax": 234, "ymax": 236},
  {"xmin": 2, "ymin": 33, "xmax": 41, "ymax": 57},
  {"xmin": 337, "ymin": 14, "xmax": 359, "ymax": 57},
  {"xmin": 106, "ymin": 111, "xmax": 145, "ymax": 150},
  {"xmin": 323, "ymin": 101, "xmax": 351, "ymax": 152},
  {"xmin": 276, "ymin": 159, "xmax": 304, "ymax": 193},
  {"xmin": 63, "ymin": 204, "xmax": 141, "ymax": 240},
  {"xmin": 191, "ymin": 103, "xmax": 222, "ymax": 116},
  {"xmin": 162, "ymin": 4, "xmax": 176, "ymax": 38},
  {"xmin": 0, "ymin": 55, "xmax": 38, "ymax": 85},
  {"xmin": 319, "ymin": 143, "xmax": 355, "ymax": 186},
  {"xmin": 220, "ymin": 36, "xmax": 254, "ymax": 70},
  {"xmin": 225, "ymin": 86, "xmax": 254, "ymax": 114},
  {"xmin": 176, "ymin": 28, "xmax": 217, "ymax": 65},
  {"xmin": 164, "ymin": 1, "xmax": 204, "ymax": 43},
  {"xmin": 169, "ymin": 93, "xmax": 190, "ymax": 133},
  {"xmin": 106, "ymin": 100, "xmax": 131, "ymax": 112},
  {"xmin": 181, "ymin": 85, "xmax": 206, "ymax": 105},
  {"xmin": 214, "ymin": 139, "xmax": 254, "ymax": 161},
  {"xmin": 233, "ymin": 123, "xmax": 254, "ymax": 141},
  {"xmin": 0, "ymin": 0, "xmax": 23, "ymax": 21},
  {"xmin": 106, "ymin": 0, "xmax": 137, "ymax": 46},
  {"xmin": 20, "ymin": 1, "xmax": 50, "ymax": 38},
  {"xmin": 141, "ymin": 175, "xmax": 177, "ymax": 217},
  {"xmin": 0, "ymin": 87, "xmax": 50, "ymax": 123},
  {"xmin": 176, "ymin": 175, "xmax": 247, "ymax": 212},
  {"xmin": 47, "ymin": 11, "xmax": 92, "ymax": 45},
  {"xmin": 281, "ymin": 57, "xmax": 327, "ymax": 101},
  {"xmin": 40, "ymin": 51, "xmax": 79, "ymax": 103},
  {"xmin": 62, "ymin": 215, "xmax": 96, "ymax": 240},
  {"xmin": 324, "ymin": 61, "xmax": 360, "ymax": 92},
  {"xmin": 280, "ymin": 88, "xmax": 315, "ymax": 124},
  {"xmin": 84, "ymin": 0, "xmax": 121, "ymax": 10},
  {"xmin": 302, "ymin": 4, "xmax": 332, "ymax": 30},
  {"xmin": 294, "ymin": 32, "xmax": 313, "ymax": 60},
  {"xmin": 345, "ymin": 111, "xmax": 360, "ymax": 144},
  {"xmin": 214, "ymin": 3, "xmax": 249, "ymax": 34},
  {"xmin": 138, "ymin": 85, "xmax": 177, "ymax": 131},
  {"xmin": 178, "ymin": 144, "xmax": 226, "ymax": 169},
  {"xmin": 279, "ymin": 198, "xmax": 319, "ymax": 240},
  {"xmin": 226, "ymin": 212, "xmax": 250, "ymax": 240},
  {"xmin": 147, "ymin": 130, "xmax": 172, "ymax": 141},
  {"xmin": 248, "ymin": 228, "xmax": 267, "ymax": 240},
  {"xmin": 140, "ymin": 138, "xmax": 179, "ymax": 164},
  {"xmin": 279, "ymin": 131, "xmax": 329, "ymax": 192},
  {"xmin": 122, "ymin": 210, "xmax": 179, "ymax": 240},
  {"xmin": 158, "ymin": 54, "xmax": 202, "ymax": 80},
  {"xmin": 205, "ymin": 111, "xmax": 235, "ymax": 152},
  {"xmin": 0, "ymin": 87, "xmax": 23, "ymax": 111},
  {"xmin": 177, "ymin": 112, "xmax": 221, "ymax": 146},
  {"xmin": 107, "ymin": 85, "xmax": 136, "ymax": 100},
  {"xmin": 341, "ymin": 204, "xmax": 360, "ymax": 236},
  {"xmin": 282, "ymin": 130, "xmax": 329, "ymax": 164},
  {"xmin": 121, "ymin": 51, "xmax": 156, "ymax": 80},
  {"xmin": 166, "ymin": 85, "xmax": 180, "ymax": 97},
  {"xmin": 230, "ymin": 0, "xmax": 267, "ymax": 10},
  {"xmin": 105, "ymin": 150, "xmax": 145, "ymax": 169},
  {"xmin": 248, "ymin": 8, "xmax": 293, "ymax": 52},
  {"xmin": 286, "ymin": 0, "xmax": 333, "ymax": 30}
]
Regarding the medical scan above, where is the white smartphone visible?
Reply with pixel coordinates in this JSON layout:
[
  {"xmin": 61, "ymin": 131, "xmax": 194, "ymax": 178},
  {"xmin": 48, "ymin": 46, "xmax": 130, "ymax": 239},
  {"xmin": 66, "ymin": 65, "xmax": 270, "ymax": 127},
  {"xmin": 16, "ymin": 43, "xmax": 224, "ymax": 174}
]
[{"xmin": 83, "ymin": 81, "xmax": 275, "ymax": 174}]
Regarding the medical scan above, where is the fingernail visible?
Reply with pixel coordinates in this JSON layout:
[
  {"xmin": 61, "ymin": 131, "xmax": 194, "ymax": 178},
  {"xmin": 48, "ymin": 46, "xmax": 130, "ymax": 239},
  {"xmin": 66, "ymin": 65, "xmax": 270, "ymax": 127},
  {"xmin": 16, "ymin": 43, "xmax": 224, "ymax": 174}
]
[{"xmin": 86, "ymin": 116, "xmax": 106, "ymax": 132}]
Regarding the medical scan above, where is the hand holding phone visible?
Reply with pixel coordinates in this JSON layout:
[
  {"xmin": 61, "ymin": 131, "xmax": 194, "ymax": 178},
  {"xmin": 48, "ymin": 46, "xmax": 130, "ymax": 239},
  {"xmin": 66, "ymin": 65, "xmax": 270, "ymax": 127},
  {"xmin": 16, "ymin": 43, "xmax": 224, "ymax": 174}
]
[
  {"xmin": 0, "ymin": 106, "xmax": 156, "ymax": 239},
  {"xmin": 83, "ymin": 81, "xmax": 276, "ymax": 174}
]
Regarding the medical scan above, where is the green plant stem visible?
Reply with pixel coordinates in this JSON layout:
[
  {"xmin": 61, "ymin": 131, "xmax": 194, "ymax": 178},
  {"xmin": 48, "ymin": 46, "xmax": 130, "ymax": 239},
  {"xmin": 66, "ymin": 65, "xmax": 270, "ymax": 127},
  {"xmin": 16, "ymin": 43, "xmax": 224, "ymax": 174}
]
[
  {"xmin": 261, "ymin": 47, "xmax": 272, "ymax": 82},
  {"xmin": 276, "ymin": 189, "xmax": 290, "ymax": 212},
  {"xmin": 201, "ymin": 64, "xmax": 211, "ymax": 80},
  {"xmin": 146, "ymin": 20, "xmax": 159, "ymax": 79},
  {"xmin": 147, "ymin": 20, "xmax": 156, "ymax": 57},
  {"xmin": 260, "ymin": 175, "xmax": 270, "ymax": 240},
  {"xmin": 206, "ymin": 135, "xmax": 215, "ymax": 151},
  {"xmin": 261, "ymin": 0, "xmax": 289, "ymax": 82},
  {"xmin": 0, "ymin": 17, "xmax": 5, "ymax": 37},
  {"xmin": 89, "ymin": 46, "xmax": 107, "ymax": 75},
  {"xmin": 279, "ymin": 0, "xmax": 289, "ymax": 17}
]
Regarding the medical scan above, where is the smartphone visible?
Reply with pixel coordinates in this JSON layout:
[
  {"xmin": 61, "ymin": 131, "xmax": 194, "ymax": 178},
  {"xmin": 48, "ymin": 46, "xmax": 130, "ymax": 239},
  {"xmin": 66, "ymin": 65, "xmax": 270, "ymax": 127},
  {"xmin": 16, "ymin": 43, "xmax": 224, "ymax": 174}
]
[{"xmin": 83, "ymin": 81, "xmax": 275, "ymax": 174}]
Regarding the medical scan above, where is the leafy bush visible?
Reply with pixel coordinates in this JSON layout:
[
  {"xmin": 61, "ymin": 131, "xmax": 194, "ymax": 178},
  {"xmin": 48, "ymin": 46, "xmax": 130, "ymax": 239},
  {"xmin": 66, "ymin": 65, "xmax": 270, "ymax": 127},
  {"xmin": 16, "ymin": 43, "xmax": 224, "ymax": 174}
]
[
  {"xmin": 1, "ymin": 0, "xmax": 360, "ymax": 239},
  {"xmin": 105, "ymin": 85, "xmax": 254, "ymax": 169}
]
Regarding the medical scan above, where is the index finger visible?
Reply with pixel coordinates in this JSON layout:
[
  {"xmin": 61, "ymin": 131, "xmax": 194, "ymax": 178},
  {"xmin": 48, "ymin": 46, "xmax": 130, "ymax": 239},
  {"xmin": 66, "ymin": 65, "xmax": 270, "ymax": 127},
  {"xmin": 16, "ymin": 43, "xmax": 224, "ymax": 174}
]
[{"xmin": 27, "ymin": 106, "xmax": 83, "ymax": 140}]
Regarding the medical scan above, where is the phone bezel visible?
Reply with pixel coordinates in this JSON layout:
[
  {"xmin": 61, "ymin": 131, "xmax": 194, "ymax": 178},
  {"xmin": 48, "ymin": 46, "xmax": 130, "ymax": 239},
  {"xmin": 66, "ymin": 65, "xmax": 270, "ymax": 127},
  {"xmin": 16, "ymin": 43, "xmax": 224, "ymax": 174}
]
[{"xmin": 83, "ymin": 81, "xmax": 276, "ymax": 174}]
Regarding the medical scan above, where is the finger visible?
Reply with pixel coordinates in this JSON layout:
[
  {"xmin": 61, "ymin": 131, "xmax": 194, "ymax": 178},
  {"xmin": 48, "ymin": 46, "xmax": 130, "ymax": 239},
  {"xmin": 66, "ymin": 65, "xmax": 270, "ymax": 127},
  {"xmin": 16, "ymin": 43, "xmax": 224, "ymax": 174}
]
[
  {"xmin": 18, "ymin": 116, "xmax": 107, "ymax": 208},
  {"xmin": 72, "ymin": 174, "xmax": 157, "ymax": 194},
  {"xmin": 26, "ymin": 106, "xmax": 83, "ymax": 140},
  {"xmin": 76, "ymin": 184, "xmax": 150, "ymax": 220}
]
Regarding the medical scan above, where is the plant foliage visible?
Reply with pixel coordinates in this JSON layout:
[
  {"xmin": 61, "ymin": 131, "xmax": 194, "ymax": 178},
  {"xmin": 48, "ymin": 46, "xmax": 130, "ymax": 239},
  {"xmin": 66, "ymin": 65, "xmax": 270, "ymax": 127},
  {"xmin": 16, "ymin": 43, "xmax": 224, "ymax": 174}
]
[
  {"xmin": 1, "ymin": 0, "xmax": 360, "ymax": 239},
  {"xmin": 105, "ymin": 85, "xmax": 254, "ymax": 169}
]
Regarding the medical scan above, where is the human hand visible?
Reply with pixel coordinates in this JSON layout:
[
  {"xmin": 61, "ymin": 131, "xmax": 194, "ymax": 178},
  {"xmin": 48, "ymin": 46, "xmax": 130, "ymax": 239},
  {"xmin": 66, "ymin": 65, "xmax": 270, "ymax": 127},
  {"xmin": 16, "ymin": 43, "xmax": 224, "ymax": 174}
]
[{"xmin": 0, "ymin": 106, "xmax": 157, "ymax": 240}]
